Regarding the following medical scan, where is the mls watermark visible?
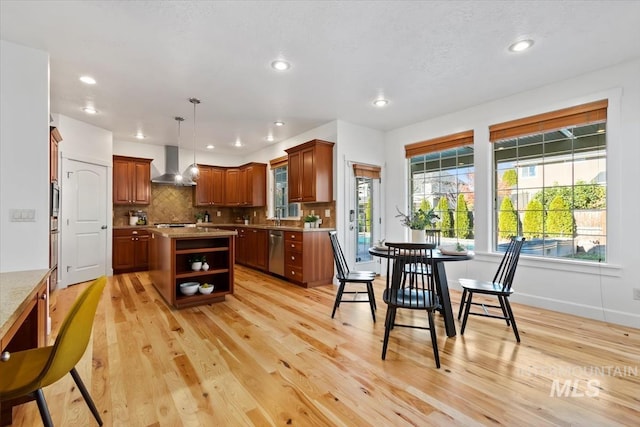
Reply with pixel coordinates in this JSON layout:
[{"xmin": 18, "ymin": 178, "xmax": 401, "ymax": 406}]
[{"xmin": 517, "ymin": 365, "xmax": 638, "ymax": 398}]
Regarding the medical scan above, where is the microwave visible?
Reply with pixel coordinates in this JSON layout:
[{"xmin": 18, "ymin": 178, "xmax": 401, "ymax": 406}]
[{"xmin": 51, "ymin": 182, "xmax": 60, "ymax": 217}]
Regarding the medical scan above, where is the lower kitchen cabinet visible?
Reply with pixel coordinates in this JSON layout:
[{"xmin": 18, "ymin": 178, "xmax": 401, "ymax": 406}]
[
  {"xmin": 113, "ymin": 228, "xmax": 149, "ymax": 274},
  {"xmin": 284, "ymin": 231, "xmax": 333, "ymax": 287},
  {"xmin": 228, "ymin": 227, "xmax": 268, "ymax": 272},
  {"xmin": 245, "ymin": 228, "xmax": 268, "ymax": 271}
]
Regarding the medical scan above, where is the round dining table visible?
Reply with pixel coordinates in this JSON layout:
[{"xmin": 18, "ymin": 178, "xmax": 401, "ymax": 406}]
[{"xmin": 368, "ymin": 246, "xmax": 473, "ymax": 337}]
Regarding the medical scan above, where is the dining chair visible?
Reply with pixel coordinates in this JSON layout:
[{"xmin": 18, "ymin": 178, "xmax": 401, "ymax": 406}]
[
  {"xmin": 0, "ymin": 276, "xmax": 107, "ymax": 426},
  {"xmin": 381, "ymin": 242, "xmax": 440, "ymax": 368},
  {"xmin": 425, "ymin": 228, "xmax": 441, "ymax": 246},
  {"xmin": 328, "ymin": 231, "xmax": 377, "ymax": 321},
  {"xmin": 458, "ymin": 236, "xmax": 525, "ymax": 342}
]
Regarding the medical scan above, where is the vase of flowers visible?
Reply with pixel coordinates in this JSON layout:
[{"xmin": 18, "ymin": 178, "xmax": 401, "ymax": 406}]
[{"xmin": 396, "ymin": 206, "xmax": 439, "ymax": 243}]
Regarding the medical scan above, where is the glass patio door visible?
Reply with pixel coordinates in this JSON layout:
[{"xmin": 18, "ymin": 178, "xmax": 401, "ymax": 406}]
[{"xmin": 345, "ymin": 161, "xmax": 382, "ymax": 274}]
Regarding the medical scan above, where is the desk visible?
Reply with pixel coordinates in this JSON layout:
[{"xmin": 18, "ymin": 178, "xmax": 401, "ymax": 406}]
[
  {"xmin": 1, "ymin": 268, "xmax": 52, "ymax": 426},
  {"xmin": 369, "ymin": 247, "xmax": 472, "ymax": 337}
]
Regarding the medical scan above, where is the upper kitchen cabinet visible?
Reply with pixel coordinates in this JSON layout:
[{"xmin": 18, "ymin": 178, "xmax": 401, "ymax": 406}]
[
  {"xmin": 224, "ymin": 168, "xmax": 242, "ymax": 206},
  {"xmin": 50, "ymin": 126, "xmax": 62, "ymax": 182},
  {"xmin": 224, "ymin": 163, "xmax": 266, "ymax": 207},
  {"xmin": 242, "ymin": 163, "xmax": 267, "ymax": 207},
  {"xmin": 113, "ymin": 155, "xmax": 152, "ymax": 205},
  {"xmin": 194, "ymin": 165, "xmax": 225, "ymax": 206},
  {"xmin": 286, "ymin": 139, "xmax": 334, "ymax": 203}
]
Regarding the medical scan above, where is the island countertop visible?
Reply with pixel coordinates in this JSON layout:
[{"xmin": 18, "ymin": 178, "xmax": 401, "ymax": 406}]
[{"xmin": 148, "ymin": 227, "xmax": 238, "ymax": 239}]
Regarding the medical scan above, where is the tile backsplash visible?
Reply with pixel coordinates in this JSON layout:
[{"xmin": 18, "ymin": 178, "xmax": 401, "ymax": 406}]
[{"xmin": 113, "ymin": 184, "xmax": 336, "ymax": 228}]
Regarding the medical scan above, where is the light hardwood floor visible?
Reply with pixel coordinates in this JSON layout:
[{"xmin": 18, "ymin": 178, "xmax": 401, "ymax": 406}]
[{"xmin": 9, "ymin": 267, "xmax": 640, "ymax": 426}]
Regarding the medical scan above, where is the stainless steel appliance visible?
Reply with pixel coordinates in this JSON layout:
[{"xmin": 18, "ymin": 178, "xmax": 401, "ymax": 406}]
[
  {"xmin": 50, "ymin": 182, "xmax": 60, "ymax": 217},
  {"xmin": 268, "ymin": 230, "xmax": 284, "ymax": 276}
]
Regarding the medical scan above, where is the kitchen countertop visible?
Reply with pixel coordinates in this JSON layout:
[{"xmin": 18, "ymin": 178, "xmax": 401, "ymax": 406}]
[
  {"xmin": 0, "ymin": 268, "xmax": 51, "ymax": 342},
  {"xmin": 115, "ymin": 223, "xmax": 334, "ymax": 232}
]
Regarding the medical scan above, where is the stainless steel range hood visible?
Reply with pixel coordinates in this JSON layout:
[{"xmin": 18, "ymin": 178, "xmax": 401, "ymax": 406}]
[{"xmin": 151, "ymin": 146, "xmax": 195, "ymax": 185}]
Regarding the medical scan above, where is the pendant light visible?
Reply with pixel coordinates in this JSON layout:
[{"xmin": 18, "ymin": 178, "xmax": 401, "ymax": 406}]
[
  {"xmin": 174, "ymin": 116, "xmax": 185, "ymax": 183},
  {"xmin": 188, "ymin": 97, "xmax": 201, "ymax": 181}
]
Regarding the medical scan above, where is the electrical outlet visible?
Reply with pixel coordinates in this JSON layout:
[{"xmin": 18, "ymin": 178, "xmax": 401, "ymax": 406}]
[
  {"xmin": 253, "ymin": 211, "xmax": 256, "ymax": 217},
  {"xmin": 216, "ymin": 211, "xmax": 221, "ymax": 217},
  {"xmin": 325, "ymin": 209, "xmax": 331, "ymax": 218},
  {"xmin": 633, "ymin": 288, "xmax": 640, "ymax": 301}
]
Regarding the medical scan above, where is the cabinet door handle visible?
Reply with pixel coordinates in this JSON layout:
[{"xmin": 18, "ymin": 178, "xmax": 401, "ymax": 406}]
[
  {"xmin": 40, "ymin": 293, "xmax": 47, "ymax": 300},
  {"xmin": 1, "ymin": 351, "xmax": 10, "ymax": 362}
]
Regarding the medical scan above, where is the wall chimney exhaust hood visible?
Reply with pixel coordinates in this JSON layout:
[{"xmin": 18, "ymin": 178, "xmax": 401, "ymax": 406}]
[{"xmin": 151, "ymin": 146, "xmax": 195, "ymax": 185}]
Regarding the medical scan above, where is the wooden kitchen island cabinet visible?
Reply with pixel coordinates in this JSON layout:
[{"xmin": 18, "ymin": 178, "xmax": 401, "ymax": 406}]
[{"xmin": 149, "ymin": 228, "xmax": 236, "ymax": 309}]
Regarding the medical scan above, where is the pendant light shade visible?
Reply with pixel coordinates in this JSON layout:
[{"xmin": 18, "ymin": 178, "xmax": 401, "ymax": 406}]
[{"xmin": 187, "ymin": 97, "xmax": 201, "ymax": 182}]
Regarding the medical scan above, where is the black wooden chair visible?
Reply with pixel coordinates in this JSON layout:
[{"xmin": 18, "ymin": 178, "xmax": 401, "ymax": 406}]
[
  {"xmin": 425, "ymin": 228, "xmax": 441, "ymax": 246},
  {"xmin": 381, "ymin": 242, "xmax": 440, "ymax": 368},
  {"xmin": 458, "ymin": 236, "xmax": 525, "ymax": 342},
  {"xmin": 328, "ymin": 231, "xmax": 377, "ymax": 321}
]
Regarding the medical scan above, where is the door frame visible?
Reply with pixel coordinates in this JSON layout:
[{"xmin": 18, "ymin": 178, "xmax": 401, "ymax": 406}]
[{"xmin": 343, "ymin": 159, "xmax": 384, "ymax": 274}]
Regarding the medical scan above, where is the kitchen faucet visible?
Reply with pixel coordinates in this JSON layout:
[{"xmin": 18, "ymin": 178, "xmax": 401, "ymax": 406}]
[{"xmin": 275, "ymin": 210, "xmax": 281, "ymax": 226}]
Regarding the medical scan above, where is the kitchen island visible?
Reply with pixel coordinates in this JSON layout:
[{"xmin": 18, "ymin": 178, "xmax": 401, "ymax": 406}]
[{"xmin": 149, "ymin": 227, "xmax": 237, "ymax": 309}]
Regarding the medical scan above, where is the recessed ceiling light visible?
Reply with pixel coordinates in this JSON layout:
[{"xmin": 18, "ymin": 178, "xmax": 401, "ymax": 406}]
[
  {"xmin": 265, "ymin": 135, "xmax": 274, "ymax": 142},
  {"xmin": 508, "ymin": 39, "xmax": 534, "ymax": 52},
  {"xmin": 274, "ymin": 121, "xmax": 285, "ymax": 127},
  {"xmin": 79, "ymin": 76, "xmax": 96, "ymax": 85},
  {"xmin": 135, "ymin": 132, "xmax": 145, "ymax": 140},
  {"xmin": 82, "ymin": 107, "xmax": 97, "ymax": 114},
  {"xmin": 206, "ymin": 144, "xmax": 214, "ymax": 149},
  {"xmin": 271, "ymin": 60, "xmax": 291, "ymax": 71},
  {"xmin": 234, "ymin": 140, "xmax": 242, "ymax": 147},
  {"xmin": 373, "ymin": 98, "xmax": 389, "ymax": 107}
]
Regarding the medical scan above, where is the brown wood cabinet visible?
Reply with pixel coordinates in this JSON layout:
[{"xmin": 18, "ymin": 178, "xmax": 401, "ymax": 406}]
[
  {"xmin": 50, "ymin": 127, "xmax": 62, "ymax": 182},
  {"xmin": 286, "ymin": 139, "xmax": 334, "ymax": 203},
  {"xmin": 113, "ymin": 228, "xmax": 150, "ymax": 274},
  {"xmin": 284, "ymin": 230, "xmax": 333, "ymax": 287},
  {"xmin": 194, "ymin": 165, "xmax": 225, "ymax": 206},
  {"xmin": 113, "ymin": 155, "xmax": 152, "ymax": 205},
  {"xmin": 196, "ymin": 163, "xmax": 266, "ymax": 207},
  {"xmin": 242, "ymin": 163, "xmax": 267, "ymax": 207},
  {"xmin": 225, "ymin": 168, "xmax": 242, "ymax": 205},
  {"xmin": 149, "ymin": 231, "xmax": 235, "ymax": 309},
  {"xmin": 244, "ymin": 228, "xmax": 269, "ymax": 271}
]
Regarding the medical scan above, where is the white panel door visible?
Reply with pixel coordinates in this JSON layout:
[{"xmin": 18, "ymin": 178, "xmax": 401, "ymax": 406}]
[{"xmin": 61, "ymin": 159, "xmax": 107, "ymax": 287}]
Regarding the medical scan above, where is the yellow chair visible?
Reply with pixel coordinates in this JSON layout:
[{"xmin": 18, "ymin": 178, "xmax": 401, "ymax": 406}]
[{"xmin": 0, "ymin": 276, "xmax": 106, "ymax": 426}]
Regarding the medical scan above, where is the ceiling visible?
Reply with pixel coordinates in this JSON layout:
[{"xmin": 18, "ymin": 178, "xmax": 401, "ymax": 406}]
[{"xmin": 2, "ymin": 1, "xmax": 640, "ymax": 156}]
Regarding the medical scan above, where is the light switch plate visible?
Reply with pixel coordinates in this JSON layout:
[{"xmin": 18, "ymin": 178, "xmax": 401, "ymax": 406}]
[{"xmin": 325, "ymin": 209, "xmax": 331, "ymax": 217}]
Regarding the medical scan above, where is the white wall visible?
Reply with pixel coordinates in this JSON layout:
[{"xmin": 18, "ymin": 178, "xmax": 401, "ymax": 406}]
[
  {"xmin": 384, "ymin": 59, "xmax": 640, "ymax": 328},
  {"xmin": 0, "ymin": 41, "xmax": 49, "ymax": 272},
  {"xmin": 335, "ymin": 120, "xmax": 386, "ymax": 263}
]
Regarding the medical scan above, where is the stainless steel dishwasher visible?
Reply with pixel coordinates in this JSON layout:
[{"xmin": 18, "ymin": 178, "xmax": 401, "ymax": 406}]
[{"xmin": 268, "ymin": 230, "xmax": 285, "ymax": 276}]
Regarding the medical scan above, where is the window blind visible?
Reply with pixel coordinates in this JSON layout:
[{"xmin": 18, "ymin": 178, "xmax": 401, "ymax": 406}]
[
  {"xmin": 269, "ymin": 155, "xmax": 288, "ymax": 169},
  {"xmin": 352, "ymin": 163, "xmax": 381, "ymax": 179},
  {"xmin": 404, "ymin": 130, "xmax": 474, "ymax": 159},
  {"xmin": 489, "ymin": 99, "xmax": 608, "ymax": 142}
]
